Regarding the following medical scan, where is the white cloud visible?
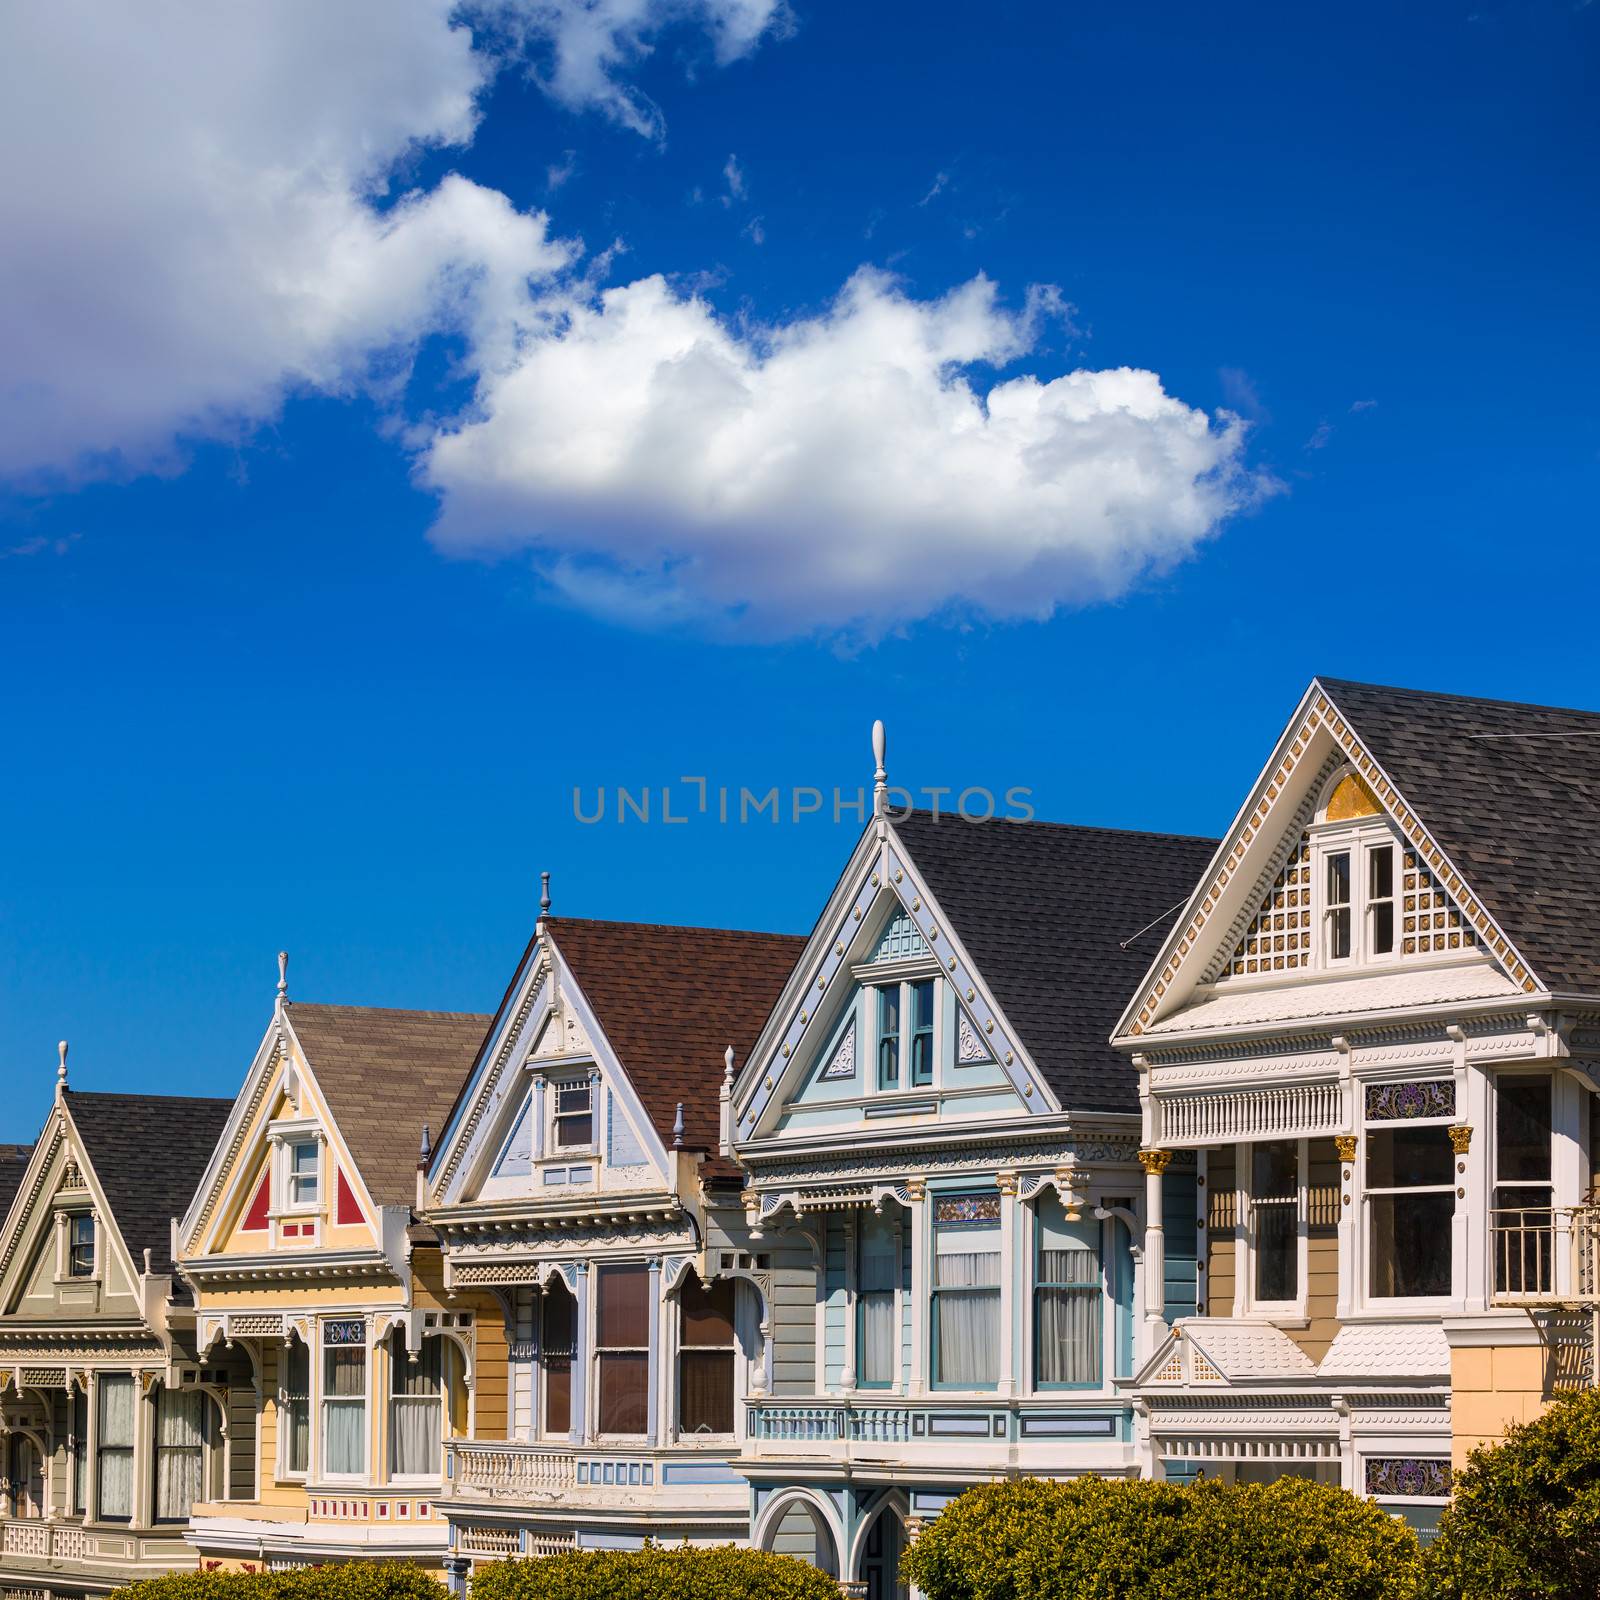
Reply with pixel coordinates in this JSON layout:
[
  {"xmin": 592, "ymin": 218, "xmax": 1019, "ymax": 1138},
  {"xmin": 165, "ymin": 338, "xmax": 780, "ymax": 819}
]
[
  {"xmin": 723, "ymin": 154, "xmax": 748, "ymax": 203},
  {"xmin": 422, "ymin": 270, "xmax": 1270, "ymax": 638},
  {"xmin": 0, "ymin": 0, "xmax": 777, "ymax": 483}
]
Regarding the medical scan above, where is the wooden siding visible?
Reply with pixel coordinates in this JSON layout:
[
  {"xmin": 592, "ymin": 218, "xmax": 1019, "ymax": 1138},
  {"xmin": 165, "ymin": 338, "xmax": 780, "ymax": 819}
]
[{"xmin": 1204, "ymin": 1147, "xmax": 1236, "ymax": 1314}]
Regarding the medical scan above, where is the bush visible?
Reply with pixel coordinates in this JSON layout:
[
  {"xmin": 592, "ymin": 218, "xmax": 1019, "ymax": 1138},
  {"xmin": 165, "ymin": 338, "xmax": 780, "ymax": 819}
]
[
  {"xmin": 116, "ymin": 1566, "xmax": 448, "ymax": 1600},
  {"xmin": 469, "ymin": 1544, "xmax": 840, "ymax": 1600},
  {"xmin": 900, "ymin": 1475, "xmax": 1422, "ymax": 1600},
  {"xmin": 1420, "ymin": 1387, "xmax": 1600, "ymax": 1600}
]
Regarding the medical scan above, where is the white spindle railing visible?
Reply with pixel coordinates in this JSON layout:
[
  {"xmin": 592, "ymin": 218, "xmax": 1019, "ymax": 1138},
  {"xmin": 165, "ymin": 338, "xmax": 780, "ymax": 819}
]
[{"xmin": 1155, "ymin": 1080, "xmax": 1342, "ymax": 1145}]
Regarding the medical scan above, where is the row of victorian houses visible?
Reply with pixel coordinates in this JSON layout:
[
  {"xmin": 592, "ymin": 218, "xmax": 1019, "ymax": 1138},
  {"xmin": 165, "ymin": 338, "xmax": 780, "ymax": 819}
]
[{"xmin": 3, "ymin": 677, "xmax": 1598, "ymax": 1600}]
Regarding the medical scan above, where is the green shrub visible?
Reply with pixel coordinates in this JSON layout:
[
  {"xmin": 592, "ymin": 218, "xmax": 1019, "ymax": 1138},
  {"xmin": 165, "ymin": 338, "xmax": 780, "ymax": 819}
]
[
  {"xmin": 1420, "ymin": 1387, "xmax": 1600, "ymax": 1600},
  {"xmin": 116, "ymin": 1564, "xmax": 448, "ymax": 1600},
  {"xmin": 900, "ymin": 1475, "xmax": 1422, "ymax": 1600},
  {"xmin": 469, "ymin": 1544, "xmax": 840, "ymax": 1600}
]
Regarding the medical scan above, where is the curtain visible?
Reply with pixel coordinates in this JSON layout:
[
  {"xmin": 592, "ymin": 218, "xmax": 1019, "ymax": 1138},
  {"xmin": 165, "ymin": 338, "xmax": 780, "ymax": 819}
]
[
  {"xmin": 858, "ymin": 1222, "xmax": 898, "ymax": 1385},
  {"xmin": 597, "ymin": 1352, "xmax": 648, "ymax": 1435},
  {"xmin": 283, "ymin": 1343, "xmax": 310, "ymax": 1473},
  {"xmin": 933, "ymin": 1249, "xmax": 1001, "ymax": 1386},
  {"xmin": 323, "ymin": 1348, "xmax": 365, "ymax": 1475},
  {"xmin": 155, "ymin": 1389, "xmax": 205, "ymax": 1519},
  {"xmin": 97, "ymin": 1374, "xmax": 135, "ymax": 1519},
  {"xmin": 679, "ymin": 1349, "xmax": 734, "ymax": 1434},
  {"xmin": 1036, "ymin": 1248, "xmax": 1100, "ymax": 1384},
  {"xmin": 390, "ymin": 1335, "xmax": 442, "ymax": 1476}
]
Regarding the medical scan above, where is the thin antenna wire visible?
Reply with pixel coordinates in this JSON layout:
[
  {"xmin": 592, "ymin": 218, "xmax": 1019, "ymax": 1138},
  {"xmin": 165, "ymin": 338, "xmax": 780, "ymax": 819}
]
[{"xmin": 1119, "ymin": 898, "xmax": 1189, "ymax": 951}]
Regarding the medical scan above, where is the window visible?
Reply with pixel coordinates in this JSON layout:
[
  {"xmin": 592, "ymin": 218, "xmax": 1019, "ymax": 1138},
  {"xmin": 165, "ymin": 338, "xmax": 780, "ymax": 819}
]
[
  {"xmin": 9, "ymin": 1436, "xmax": 42, "ymax": 1520},
  {"xmin": 595, "ymin": 1264, "xmax": 649, "ymax": 1435},
  {"xmin": 856, "ymin": 1215, "xmax": 898, "ymax": 1388},
  {"xmin": 321, "ymin": 1325, "xmax": 367, "ymax": 1476},
  {"xmin": 287, "ymin": 1140, "xmax": 319, "ymax": 1208},
  {"xmin": 282, "ymin": 1340, "xmax": 310, "ymax": 1475},
  {"xmin": 554, "ymin": 1083, "xmax": 593, "ymax": 1148},
  {"xmin": 1325, "ymin": 851, "xmax": 1352, "ymax": 960},
  {"xmin": 1034, "ymin": 1194, "xmax": 1101, "ymax": 1387},
  {"xmin": 1367, "ymin": 846, "xmax": 1396, "ymax": 955},
  {"xmin": 909, "ymin": 980, "xmax": 934, "ymax": 1087},
  {"xmin": 153, "ymin": 1387, "xmax": 207, "ymax": 1521},
  {"xmin": 390, "ymin": 1333, "xmax": 446, "ymax": 1478},
  {"xmin": 930, "ymin": 1193, "xmax": 1002, "ymax": 1388},
  {"xmin": 1250, "ymin": 1141, "xmax": 1300, "ymax": 1303},
  {"xmin": 97, "ymin": 1373, "xmax": 135, "ymax": 1521},
  {"xmin": 68, "ymin": 1213, "xmax": 95, "ymax": 1277},
  {"xmin": 876, "ymin": 987, "xmax": 900, "ymax": 1089},
  {"xmin": 541, "ymin": 1280, "xmax": 575, "ymax": 1435},
  {"xmin": 1368, "ymin": 1126, "xmax": 1454, "ymax": 1298},
  {"xmin": 71, "ymin": 1387, "xmax": 88, "ymax": 1511},
  {"xmin": 678, "ymin": 1273, "xmax": 736, "ymax": 1434},
  {"xmin": 1494, "ymin": 1074, "xmax": 1554, "ymax": 1296}
]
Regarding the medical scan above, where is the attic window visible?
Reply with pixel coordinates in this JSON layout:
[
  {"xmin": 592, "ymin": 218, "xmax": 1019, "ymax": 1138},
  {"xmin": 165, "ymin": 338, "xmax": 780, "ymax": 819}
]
[
  {"xmin": 67, "ymin": 1213, "xmax": 95, "ymax": 1278},
  {"xmin": 554, "ymin": 1083, "xmax": 593, "ymax": 1148},
  {"xmin": 287, "ymin": 1140, "xmax": 319, "ymax": 1209}
]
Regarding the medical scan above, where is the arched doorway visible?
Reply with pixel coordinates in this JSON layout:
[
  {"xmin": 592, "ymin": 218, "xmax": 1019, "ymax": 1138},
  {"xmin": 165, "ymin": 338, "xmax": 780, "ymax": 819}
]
[
  {"xmin": 760, "ymin": 1492, "xmax": 840, "ymax": 1578},
  {"xmin": 856, "ymin": 1500, "xmax": 909, "ymax": 1600}
]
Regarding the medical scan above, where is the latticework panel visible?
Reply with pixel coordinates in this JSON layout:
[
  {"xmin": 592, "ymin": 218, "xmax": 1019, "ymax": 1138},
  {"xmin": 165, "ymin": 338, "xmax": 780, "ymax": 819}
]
[
  {"xmin": 1403, "ymin": 850, "xmax": 1476, "ymax": 956},
  {"xmin": 1224, "ymin": 842, "xmax": 1311, "ymax": 978}
]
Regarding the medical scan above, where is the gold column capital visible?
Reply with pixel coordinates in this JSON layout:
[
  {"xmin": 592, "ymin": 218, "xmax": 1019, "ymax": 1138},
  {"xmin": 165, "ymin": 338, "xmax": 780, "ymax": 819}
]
[
  {"xmin": 1137, "ymin": 1148, "xmax": 1173, "ymax": 1177},
  {"xmin": 1334, "ymin": 1135, "xmax": 1359, "ymax": 1163}
]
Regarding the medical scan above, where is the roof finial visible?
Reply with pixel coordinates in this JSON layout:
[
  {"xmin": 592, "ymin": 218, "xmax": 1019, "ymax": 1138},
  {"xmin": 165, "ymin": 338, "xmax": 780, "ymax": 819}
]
[
  {"xmin": 672, "ymin": 1102, "xmax": 685, "ymax": 1148},
  {"xmin": 540, "ymin": 871, "xmax": 552, "ymax": 918},
  {"xmin": 57, "ymin": 1039, "xmax": 68, "ymax": 1087},
  {"xmin": 872, "ymin": 719, "xmax": 887, "ymax": 818},
  {"xmin": 277, "ymin": 951, "xmax": 289, "ymax": 1001},
  {"xmin": 419, "ymin": 1124, "xmax": 432, "ymax": 1165},
  {"xmin": 722, "ymin": 1044, "xmax": 735, "ymax": 1088}
]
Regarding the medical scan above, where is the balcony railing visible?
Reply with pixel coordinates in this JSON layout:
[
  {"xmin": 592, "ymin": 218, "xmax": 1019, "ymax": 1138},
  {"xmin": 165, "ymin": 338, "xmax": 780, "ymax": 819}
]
[
  {"xmin": 1490, "ymin": 1205, "xmax": 1600, "ymax": 1305},
  {"xmin": 1, "ymin": 1519, "xmax": 89, "ymax": 1561},
  {"xmin": 447, "ymin": 1443, "xmax": 576, "ymax": 1497}
]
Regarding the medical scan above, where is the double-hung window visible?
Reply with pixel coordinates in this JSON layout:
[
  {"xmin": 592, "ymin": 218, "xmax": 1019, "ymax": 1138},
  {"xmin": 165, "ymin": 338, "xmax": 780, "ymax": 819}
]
[
  {"xmin": 1249, "ymin": 1141, "xmax": 1301, "ymax": 1304},
  {"xmin": 678, "ymin": 1273, "xmax": 737, "ymax": 1435},
  {"xmin": 1034, "ymin": 1194, "xmax": 1101, "ymax": 1387},
  {"xmin": 856, "ymin": 1214, "xmax": 899, "ymax": 1388},
  {"xmin": 97, "ymin": 1373, "xmax": 135, "ymax": 1521},
  {"xmin": 68, "ymin": 1213, "xmax": 95, "ymax": 1277},
  {"xmin": 1493, "ymin": 1073, "xmax": 1554, "ymax": 1296},
  {"xmin": 1321, "ymin": 838, "xmax": 1398, "ymax": 966},
  {"xmin": 554, "ymin": 1083, "xmax": 593, "ymax": 1148},
  {"xmin": 287, "ymin": 1140, "xmax": 319, "ymax": 1209},
  {"xmin": 389, "ymin": 1333, "xmax": 444, "ymax": 1478},
  {"xmin": 1367, "ymin": 1120, "xmax": 1455, "ymax": 1299},
  {"xmin": 321, "ymin": 1322, "xmax": 367, "ymax": 1476},
  {"xmin": 153, "ymin": 1387, "xmax": 207, "ymax": 1521},
  {"xmin": 930, "ymin": 1193, "xmax": 1002, "ymax": 1388},
  {"xmin": 874, "ymin": 979, "xmax": 936, "ymax": 1091},
  {"xmin": 876, "ymin": 987, "xmax": 901, "ymax": 1088},
  {"xmin": 282, "ymin": 1340, "xmax": 310, "ymax": 1475},
  {"xmin": 595, "ymin": 1265, "xmax": 649, "ymax": 1435},
  {"xmin": 541, "ymin": 1279, "xmax": 576, "ymax": 1435}
]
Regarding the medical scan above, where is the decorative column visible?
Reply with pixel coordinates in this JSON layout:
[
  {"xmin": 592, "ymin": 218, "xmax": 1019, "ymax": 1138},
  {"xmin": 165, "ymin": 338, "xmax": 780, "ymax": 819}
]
[
  {"xmin": 905, "ymin": 1180, "xmax": 928, "ymax": 1397},
  {"xmin": 1334, "ymin": 1135, "xmax": 1359, "ymax": 1320},
  {"xmin": 996, "ymin": 1172, "xmax": 1019, "ymax": 1398},
  {"xmin": 1137, "ymin": 1151, "xmax": 1172, "ymax": 1333},
  {"xmin": 1450, "ymin": 1125, "xmax": 1480, "ymax": 1306},
  {"xmin": 647, "ymin": 1258, "xmax": 664, "ymax": 1446},
  {"xmin": 532, "ymin": 1078, "xmax": 547, "ymax": 1164},
  {"xmin": 572, "ymin": 1264, "xmax": 589, "ymax": 1443}
]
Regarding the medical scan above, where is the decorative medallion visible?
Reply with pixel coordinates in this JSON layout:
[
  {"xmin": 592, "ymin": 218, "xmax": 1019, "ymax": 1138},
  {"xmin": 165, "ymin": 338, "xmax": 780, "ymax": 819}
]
[
  {"xmin": 323, "ymin": 1318, "xmax": 365, "ymax": 1346},
  {"xmin": 821, "ymin": 1020, "xmax": 857, "ymax": 1081}
]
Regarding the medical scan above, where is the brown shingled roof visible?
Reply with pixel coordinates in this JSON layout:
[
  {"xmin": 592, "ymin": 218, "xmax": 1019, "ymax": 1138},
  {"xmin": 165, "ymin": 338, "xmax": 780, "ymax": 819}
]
[
  {"xmin": 286, "ymin": 1003, "xmax": 492, "ymax": 1208},
  {"xmin": 544, "ymin": 918, "xmax": 805, "ymax": 1181}
]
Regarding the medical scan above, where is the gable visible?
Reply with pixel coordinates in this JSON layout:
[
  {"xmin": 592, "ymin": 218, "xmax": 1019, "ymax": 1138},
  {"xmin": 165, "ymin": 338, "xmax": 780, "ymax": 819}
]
[{"xmin": 1119, "ymin": 682, "xmax": 1539, "ymax": 1039}]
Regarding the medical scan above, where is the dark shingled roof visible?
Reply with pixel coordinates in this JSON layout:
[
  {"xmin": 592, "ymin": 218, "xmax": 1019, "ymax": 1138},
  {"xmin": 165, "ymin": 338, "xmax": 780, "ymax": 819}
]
[
  {"xmin": 892, "ymin": 811, "xmax": 1219, "ymax": 1115},
  {"xmin": 546, "ymin": 918, "xmax": 806, "ymax": 1180},
  {"xmin": 1318, "ymin": 677, "xmax": 1600, "ymax": 997},
  {"xmin": 65, "ymin": 1093, "xmax": 232, "ymax": 1279},
  {"xmin": 286, "ymin": 1003, "xmax": 492, "ymax": 1209},
  {"xmin": 0, "ymin": 1144, "xmax": 34, "ymax": 1235}
]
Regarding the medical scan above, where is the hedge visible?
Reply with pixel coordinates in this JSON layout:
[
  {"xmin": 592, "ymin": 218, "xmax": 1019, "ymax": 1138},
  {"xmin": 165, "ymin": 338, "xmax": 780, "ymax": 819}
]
[
  {"xmin": 468, "ymin": 1545, "xmax": 840, "ymax": 1600},
  {"xmin": 900, "ymin": 1475, "xmax": 1423, "ymax": 1600},
  {"xmin": 116, "ymin": 1566, "xmax": 448, "ymax": 1600},
  {"xmin": 1418, "ymin": 1387, "xmax": 1600, "ymax": 1600}
]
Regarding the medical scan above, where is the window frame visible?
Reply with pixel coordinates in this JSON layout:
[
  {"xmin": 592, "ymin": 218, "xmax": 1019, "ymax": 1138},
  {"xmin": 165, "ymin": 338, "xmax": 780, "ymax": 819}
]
[
  {"xmin": 854, "ymin": 1212, "xmax": 901, "ymax": 1391},
  {"xmin": 95, "ymin": 1372, "xmax": 136, "ymax": 1523},
  {"xmin": 1314, "ymin": 826, "xmax": 1402, "ymax": 972},
  {"xmin": 1031, "ymin": 1196, "xmax": 1105, "ymax": 1392},
  {"xmin": 929, "ymin": 1191, "xmax": 1003, "ymax": 1393},
  {"xmin": 152, "ymin": 1384, "xmax": 211, "ymax": 1523},
  {"xmin": 551, "ymin": 1078, "xmax": 595, "ymax": 1152},
  {"xmin": 870, "ymin": 975, "xmax": 942, "ymax": 1095},
  {"xmin": 278, "ymin": 1337, "xmax": 311, "ymax": 1481},
  {"xmin": 286, "ymin": 1139, "xmax": 320, "ymax": 1211},
  {"xmin": 1244, "ymin": 1138, "xmax": 1307, "ymax": 1315},
  {"xmin": 539, "ymin": 1277, "xmax": 577, "ymax": 1440},
  {"xmin": 67, "ymin": 1212, "xmax": 96, "ymax": 1279},
  {"xmin": 388, "ymin": 1331, "xmax": 451, "ymax": 1484},
  {"xmin": 318, "ymin": 1321, "xmax": 369, "ymax": 1481},
  {"xmin": 676, "ymin": 1273, "xmax": 739, "ymax": 1438},
  {"xmin": 1360, "ymin": 1099, "xmax": 1458, "ymax": 1308},
  {"xmin": 594, "ymin": 1263, "xmax": 651, "ymax": 1438},
  {"xmin": 1491, "ymin": 1069, "xmax": 1556, "ymax": 1298}
]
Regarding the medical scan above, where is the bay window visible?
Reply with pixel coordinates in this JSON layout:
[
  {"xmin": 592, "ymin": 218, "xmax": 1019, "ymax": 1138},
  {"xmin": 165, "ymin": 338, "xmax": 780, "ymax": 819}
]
[
  {"xmin": 282, "ymin": 1339, "xmax": 310, "ymax": 1475},
  {"xmin": 1250, "ymin": 1141, "xmax": 1300, "ymax": 1304},
  {"xmin": 930, "ymin": 1193, "xmax": 1001, "ymax": 1388},
  {"xmin": 1367, "ymin": 1123, "xmax": 1454, "ymax": 1299},
  {"xmin": 96, "ymin": 1373, "xmax": 135, "ymax": 1521},
  {"xmin": 541, "ymin": 1279, "xmax": 575, "ymax": 1435},
  {"xmin": 856, "ymin": 1214, "xmax": 899, "ymax": 1388},
  {"xmin": 1034, "ymin": 1194, "xmax": 1101, "ymax": 1387},
  {"xmin": 1494, "ymin": 1073, "xmax": 1554, "ymax": 1295},
  {"xmin": 678, "ymin": 1273, "xmax": 736, "ymax": 1435},
  {"xmin": 321, "ymin": 1323, "xmax": 367, "ymax": 1476},
  {"xmin": 153, "ymin": 1387, "xmax": 207, "ymax": 1521},
  {"xmin": 596, "ymin": 1264, "xmax": 649, "ymax": 1434}
]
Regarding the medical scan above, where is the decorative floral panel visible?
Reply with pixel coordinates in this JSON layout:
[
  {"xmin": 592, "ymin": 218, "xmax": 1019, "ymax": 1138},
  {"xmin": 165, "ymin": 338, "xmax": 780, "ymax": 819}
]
[
  {"xmin": 1364, "ymin": 1457, "xmax": 1450, "ymax": 1498},
  {"xmin": 821, "ymin": 1019, "xmax": 857, "ymax": 1080},
  {"xmin": 872, "ymin": 908, "xmax": 928, "ymax": 963},
  {"xmin": 1223, "ymin": 841, "xmax": 1312, "ymax": 979},
  {"xmin": 323, "ymin": 1318, "xmax": 366, "ymax": 1345},
  {"xmin": 956, "ymin": 1007, "xmax": 993, "ymax": 1064},
  {"xmin": 933, "ymin": 1193, "xmax": 1002, "ymax": 1225},
  {"xmin": 1403, "ymin": 850, "xmax": 1477, "ymax": 956},
  {"xmin": 1365, "ymin": 1079, "xmax": 1455, "ymax": 1120}
]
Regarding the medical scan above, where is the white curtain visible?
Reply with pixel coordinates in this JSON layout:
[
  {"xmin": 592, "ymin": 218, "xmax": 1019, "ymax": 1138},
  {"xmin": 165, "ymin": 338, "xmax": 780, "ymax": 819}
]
[
  {"xmin": 155, "ymin": 1389, "xmax": 205, "ymax": 1519},
  {"xmin": 1036, "ymin": 1248, "xmax": 1101, "ymax": 1384},
  {"xmin": 323, "ymin": 1347, "xmax": 366, "ymax": 1475},
  {"xmin": 858, "ymin": 1222, "xmax": 898, "ymax": 1385},
  {"xmin": 97, "ymin": 1374, "xmax": 135, "ymax": 1519},
  {"xmin": 390, "ymin": 1396, "xmax": 440, "ymax": 1476},
  {"xmin": 933, "ymin": 1248, "xmax": 1001, "ymax": 1386}
]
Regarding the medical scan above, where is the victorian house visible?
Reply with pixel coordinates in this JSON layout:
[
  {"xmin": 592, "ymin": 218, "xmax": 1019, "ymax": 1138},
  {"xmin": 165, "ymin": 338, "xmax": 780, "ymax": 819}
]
[
  {"xmin": 0, "ymin": 1055, "xmax": 233, "ymax": 1600},
  {"xmin": 1114, "ymin": 679, "xmax": 1600, "ymax": 1537},
  {"xmin": 423, "ymin": 913, "xmax": 803, "ymax": 1577},
  {"xmin": 174, "ymin": 974, "xmax": 504, "ymax": 1572},
  {"xmin": 726, "ymin": 757, "xmax": 1217, "ymax": 1600}
]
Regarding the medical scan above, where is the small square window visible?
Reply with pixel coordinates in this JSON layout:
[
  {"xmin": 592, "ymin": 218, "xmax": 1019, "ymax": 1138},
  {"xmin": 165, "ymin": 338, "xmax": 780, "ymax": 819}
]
[
  {"xmin": 554, "ymin": 1084, "xmax": 593, "ymax": 1148},
  {"xmin": 68, "ymin": 1214, "xmax": 95, "ymax": 1278}
]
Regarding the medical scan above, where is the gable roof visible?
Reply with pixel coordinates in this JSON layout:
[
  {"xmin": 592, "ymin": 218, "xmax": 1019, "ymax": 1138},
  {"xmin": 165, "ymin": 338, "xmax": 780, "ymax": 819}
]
[
  {"xmin": 285, "ymin": 1003, "xmax": 491, "ymax": 1209},
  {"xmin": 545, "ymin": 917, "xmax": 806, "ymax": 1180},
  {"xmin": 65, "ymin": 1092, "xmax": 232, "ymax": 1279},
  {"xmin": 1315, "ymin": 678, "xmax": 1600, "ymax": 996},
  {"xmin": 892, "ymin": 812, "xmax": 1218, "ymax": 1114},
  {"xmin": 0, "ymin": 1144, "xmax": 33, "ymax": 1235}
]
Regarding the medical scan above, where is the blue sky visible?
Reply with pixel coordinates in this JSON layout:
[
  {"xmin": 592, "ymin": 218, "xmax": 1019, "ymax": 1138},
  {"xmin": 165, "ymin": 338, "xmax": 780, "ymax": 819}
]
[{"xmin": 1, "ymin": 0, "xmax": 1596, "ymax": 1139}]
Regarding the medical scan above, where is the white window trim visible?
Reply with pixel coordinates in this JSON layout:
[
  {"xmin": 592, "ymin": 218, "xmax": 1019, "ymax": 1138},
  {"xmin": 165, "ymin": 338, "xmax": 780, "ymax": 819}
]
[
  {"xmin": 314, "ymin": 1323, "xmax": 371, "ymax": 1485},
  {"xmin": 671, "ymin": 1275, "xmax": 744, "ymax": 1442},
  {"xmin": 845, "ymin": 1210, "xmax": 905, "ymax": 1395},
  {"xmin": 1309, "ymin": 820, "xmax": 1403, "ymax": 974},
  {"xmin": 55, "ymin": 1207, "xmax": 100, "ymax": 1285},
  {"xmin": 548, "ymin": 1074, "xmax": 597, "ymax": 1158},
  {"xmin": 387, "ymin": 1333, "xmax": 454, "ymax": 1487},
  {"xmin": 867, "ymin": 974, "xmax": 945, "ymax": 1096},
  {"xmin": 1241, "ymin": 1139, "xmax": 1310, "ymax": 1319},
  {"xmin": 267, "ymin": 1120, "xmax": 325, "ymax": 1218},
  {"xmin": 1021, "ymin": 1196, "xmax": 1118, "ymax": 1398},
  {"xmin": 1355, "ymin": 1108, "xmax": 1460, "ymax": 1314},
  {"xmin": 275, "ymin": 1337, "xmax": 311, "ymax": 1483}
]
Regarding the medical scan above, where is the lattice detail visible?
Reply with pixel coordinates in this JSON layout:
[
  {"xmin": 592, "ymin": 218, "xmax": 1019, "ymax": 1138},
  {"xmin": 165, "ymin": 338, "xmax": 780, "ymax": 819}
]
[
  {"xmin": 1155, "ymin": 1349, "xmax": 1184, "ymax": 1382},
  {"xmin": 821, "ymin": 1020, "xmax": 856, "ymax": 1081},
  {"xmin": 872, "ymin": 909, "xmax": 927, "ymax": 963},
  {"xmin": 227, "ymin": 1314, "xmax": 284, "ymax": 1337},
  {"xmin": 1223, "ymin": 842, "xmax": 1312, "ymax": 978},
  {"xmin": 19, "ymin": 1367, "xmax": 67, "ymax": 1388},
  {"xmin": 1403, "ymin": 850, "xmax": 1476, "ymax": 956},
  {"xmin": 1190, "ymin": 1348, "xmax": 1221, "ymax": 1382}
]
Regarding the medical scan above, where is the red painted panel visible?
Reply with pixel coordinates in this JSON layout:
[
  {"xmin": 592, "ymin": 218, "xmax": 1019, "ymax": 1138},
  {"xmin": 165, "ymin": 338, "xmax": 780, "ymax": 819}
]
[
  {"xmin": 336, "ymin": 1168, "xmax": 364, "ymax": 1226},
  {"xmin": 242, "ymin": 1170, "xmax": 271, "ymax": 1231}
]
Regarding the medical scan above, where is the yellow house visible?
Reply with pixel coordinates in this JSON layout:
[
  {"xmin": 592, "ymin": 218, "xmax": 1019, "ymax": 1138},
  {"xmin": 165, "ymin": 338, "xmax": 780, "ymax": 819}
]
[{"xmin": 175, "ymin": 967, "xmax": 507, "ymax": 1571}]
